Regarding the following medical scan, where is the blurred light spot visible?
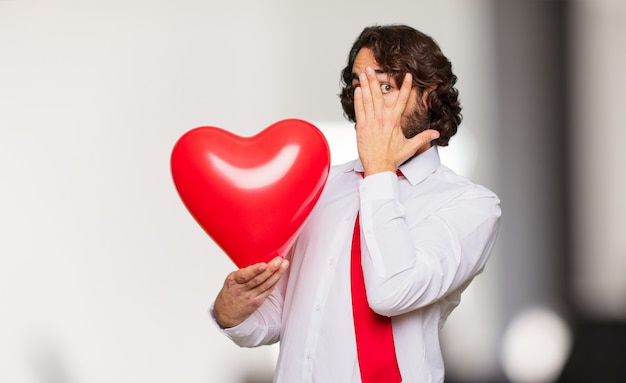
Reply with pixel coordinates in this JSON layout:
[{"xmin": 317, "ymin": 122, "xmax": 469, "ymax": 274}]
[
  {"xmin": 501, "ymin": 306, "xmax": 572, "ymax": 383},
  {"xmin": 313, "ymin": 121, "xmax": 358, "ymax": 166},
  {"xmin": 438, "ymin": 126, "xmax": 478, "ymax": 178}
]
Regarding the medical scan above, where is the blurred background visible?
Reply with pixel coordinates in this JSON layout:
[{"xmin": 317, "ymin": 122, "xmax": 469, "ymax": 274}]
[{"xmin": 1, "ymin": 0, "xmax": 624, "ymax": 382}]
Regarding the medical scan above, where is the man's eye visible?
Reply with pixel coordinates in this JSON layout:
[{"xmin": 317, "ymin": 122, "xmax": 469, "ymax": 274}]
[{"xmin": 380, "ymin": 83, "xmax": 393, "ymax": 94}]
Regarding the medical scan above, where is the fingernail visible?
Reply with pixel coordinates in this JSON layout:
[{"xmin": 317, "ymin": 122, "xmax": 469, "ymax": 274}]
[
  {"xmin": 273, "ymin": 258, "xmax": 283, "ymax": 267},
  {"xmin": 431, "ymin": 132, "xmax": 440, "ymax": 140},
  {"xmin": 365, "ymin": 66, "xmax": 374, "ymax": 75}
]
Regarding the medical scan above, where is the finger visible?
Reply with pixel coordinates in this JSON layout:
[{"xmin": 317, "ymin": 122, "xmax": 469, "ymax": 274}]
[
  {"xmin": 233, "ymin": 261, "xmax": 270, "ymax": 284},
  {"xmin": 364, "ymin": 66, "xmax": 384, "ymax": 114},
  {"xmin": 407, "ymin": 128, "xmax": 440, "ymax": 153},
  {"xmin": 263, "ymin": 256, "xmax": 287, "ymax": 277},
  {"xmin": 354, "ymin": 86, "xmax": 365, "ymax": 123},
  {"xmin": 392, "ymin": 73, "xmax": 413, "ymax": 117},
  {"xmin": 241, "ymin": 257, "xmax": 286, "ymax": 289},
  {"xmin": 358, "ymin": 71, "xmax": 374, "ymax": 118},
  {"xmin": 254, "ymin": 259, "xmax": 290, "ymax": 295}
]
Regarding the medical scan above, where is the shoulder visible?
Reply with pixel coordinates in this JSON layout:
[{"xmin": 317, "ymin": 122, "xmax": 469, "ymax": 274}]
[
  {"xmin": 410, "ymin": 164, "xmax": 501, "ymax": 221},
  {"xmin": 326, "ymin": 159, "xmax": 359, "ymax": 183},
  {"xmin": 432, "ymin": 165, "xmax": 498, "ymax": 200}
]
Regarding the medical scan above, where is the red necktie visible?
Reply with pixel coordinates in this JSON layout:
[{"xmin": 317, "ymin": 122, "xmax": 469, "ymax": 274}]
[{"xmin": 351, "ymin": 170, "xmax": 403, "ymax": 382}]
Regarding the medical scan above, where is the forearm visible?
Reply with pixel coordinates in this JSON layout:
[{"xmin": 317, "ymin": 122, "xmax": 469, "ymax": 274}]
[{"xmin": 359, "ymin": 174, "xmax": 501, "ymax": 316}]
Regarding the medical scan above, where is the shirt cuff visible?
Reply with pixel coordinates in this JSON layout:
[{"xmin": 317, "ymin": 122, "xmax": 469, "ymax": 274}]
[
  {"xmin": 208, "ymin": 302, "xmax": 260, "ymax": 339},
  {"xmin": 359, "ymin": 171, "xmax": 398, "ymax": 201}
]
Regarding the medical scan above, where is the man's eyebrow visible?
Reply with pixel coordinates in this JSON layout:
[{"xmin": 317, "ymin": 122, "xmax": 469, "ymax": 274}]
[{"xmin": 350, "ymin": 69, "xmax": 390, "ymax": 81}]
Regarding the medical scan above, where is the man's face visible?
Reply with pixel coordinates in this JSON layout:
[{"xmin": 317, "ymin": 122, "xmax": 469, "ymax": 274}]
[{"xmin": 350, "ymin": 47, "xmax": 430, "ymax": 138}]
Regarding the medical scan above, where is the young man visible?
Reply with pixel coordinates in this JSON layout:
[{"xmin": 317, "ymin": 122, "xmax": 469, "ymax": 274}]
[{"xmin": 211, "ymin": 25, "xmax": 501, "ymax": 382}]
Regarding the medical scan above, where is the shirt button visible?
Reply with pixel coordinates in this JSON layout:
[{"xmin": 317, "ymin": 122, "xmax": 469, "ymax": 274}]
[
  {"xmin": 315, "ymin": 304, "xmax": 320, "ymax": 311},
  {"xmin": 306, "ymin": 352, "xmax": 312, "ymax": 359},
  {"xmin": 329, "ymin": 258, "xmax": 335, "ymax": 265}
]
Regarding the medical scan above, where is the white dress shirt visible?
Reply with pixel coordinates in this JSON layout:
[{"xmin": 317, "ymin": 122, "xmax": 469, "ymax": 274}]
[{"xmin": 211, "ymin": 147, "xmax": 501, "ymax": 383}]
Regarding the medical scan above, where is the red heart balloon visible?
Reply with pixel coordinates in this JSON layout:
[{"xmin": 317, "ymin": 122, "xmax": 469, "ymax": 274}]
[{"xmin": 171, "ymin": 119, "xmax": 330, "ymax": 268}]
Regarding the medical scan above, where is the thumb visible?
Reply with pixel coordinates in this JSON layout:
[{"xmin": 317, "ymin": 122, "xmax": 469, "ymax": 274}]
[{"xmin": 407, "ymin": 129, "xmax": 440, "ymax": 152}]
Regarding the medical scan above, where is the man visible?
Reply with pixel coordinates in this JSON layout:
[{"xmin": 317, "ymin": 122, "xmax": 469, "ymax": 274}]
[{"xmin": 211, "ymin": 25, "xmax": 501, "ymax": 382}]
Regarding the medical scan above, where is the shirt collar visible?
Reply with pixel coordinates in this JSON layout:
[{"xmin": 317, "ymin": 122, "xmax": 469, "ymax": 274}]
[{"xmin": 350, "ymin": 146, "xmax": 441, "ymax": 186}]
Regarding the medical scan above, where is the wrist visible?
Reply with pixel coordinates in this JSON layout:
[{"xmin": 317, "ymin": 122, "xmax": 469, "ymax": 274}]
[
  {"xmin": 214, "ymin": 295, "xmax": 243, "ymax": 329},
  {"xmin": 363, "ymin": 165, "xmax": 396, "ymax": 177}
]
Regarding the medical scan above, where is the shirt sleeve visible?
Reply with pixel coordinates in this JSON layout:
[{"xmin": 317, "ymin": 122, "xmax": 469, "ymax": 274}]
[{"xmin": 358, "ymin": 171, "xmax": 501, "ymax": 317}]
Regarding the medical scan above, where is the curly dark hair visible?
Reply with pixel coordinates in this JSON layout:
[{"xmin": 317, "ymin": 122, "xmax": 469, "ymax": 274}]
[{"xmin": 339, "ymin": 25, "xmax": 462, "ymax": 146}]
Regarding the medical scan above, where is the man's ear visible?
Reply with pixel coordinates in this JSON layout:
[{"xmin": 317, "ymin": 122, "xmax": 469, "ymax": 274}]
[{"xmin": 421, "ymin": 86, "xmax": 435, "ymax": 109}]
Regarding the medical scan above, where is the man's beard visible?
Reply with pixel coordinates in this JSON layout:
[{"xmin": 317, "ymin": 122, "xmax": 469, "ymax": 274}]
[{"xmin": 401, "ymin": 107, "xmax": 431, "ymax": 139}]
